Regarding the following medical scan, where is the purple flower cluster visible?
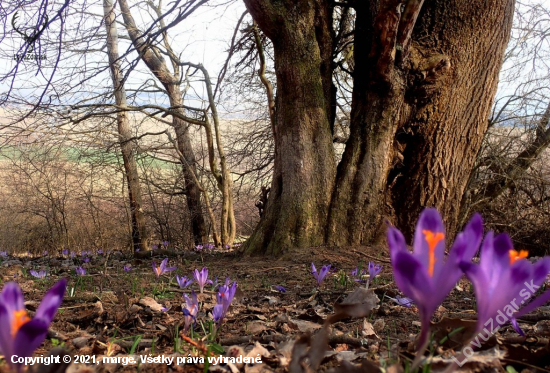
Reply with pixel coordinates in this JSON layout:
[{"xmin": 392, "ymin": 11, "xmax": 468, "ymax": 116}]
[
  {"xmin": 388, "ymin": 208, "xmax": 550, "ymax": 355},
  {"xmin": 30, "ymin": 270, "xmax": 47, "ymax": 279},
  {"xmin": 195, "ymin": 243, "xmax": 215, "ymax": 251}
]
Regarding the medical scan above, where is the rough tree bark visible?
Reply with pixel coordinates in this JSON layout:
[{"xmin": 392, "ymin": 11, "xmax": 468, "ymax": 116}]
[
  {"xmin": 119, "ymin": 0, "xmax": 207, "ymax": 245},
  {"xmin": 244, "ymin": 0, "xmax": 515, "ymax": 254},
  {"xmin": 388, "ymin": 0, "xmax": 515, "ymax": 240},
  {"xmin": 328, "ymin": 0, "xmax": 515, "ymax": 243},
  {"xmin": 241, "ymin": 0, "xmax": 337, "ymax": 255},
  {"xmin": 103, "ymin": 0, "xmax": 148, "ymax": 251}
]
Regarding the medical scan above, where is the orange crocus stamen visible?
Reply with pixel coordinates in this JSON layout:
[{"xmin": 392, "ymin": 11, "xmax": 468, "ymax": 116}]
[
  {"xmin": 422, "ymin": 230, "xmax": 445, "ymax": 277},
  {"xmin": 509, "ymin": 249, "xmax": 528, "ymax": 265},
  {"xmin": 12, "ymin": 309, "xmax": 31, "ymax": 337}
]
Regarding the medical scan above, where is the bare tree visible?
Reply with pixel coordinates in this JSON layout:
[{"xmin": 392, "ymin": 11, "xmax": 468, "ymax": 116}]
[{"xmin": 103, "ymin": 0, "xmax": 149, "ymax": 252}]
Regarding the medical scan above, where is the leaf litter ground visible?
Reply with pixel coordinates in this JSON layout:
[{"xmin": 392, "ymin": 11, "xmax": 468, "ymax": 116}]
[{"xmin": 1, "ymin": 246, "xmax": 549, "ymax": 373}]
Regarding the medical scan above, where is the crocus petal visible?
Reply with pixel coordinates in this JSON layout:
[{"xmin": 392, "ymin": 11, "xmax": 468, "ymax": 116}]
[
  {"xmin": 446, "ymin": 213, "xmax": 483, "ymax": 265},
  {"xmin": 515, "ymin": 288, "xmax": 550, "ymax": 318},
  {"xmin": 13, "ymin": 318, "xmax": 49, "ymax": 363},
  {"xmin": 160, "ymin": 258, "xmax": 168, "ymax": 272},
  {"xmin": 459, "ymin": 261, "xmax": 491, "ymax": 321},
  {"xmin": 480, "ymin": 233, "xmax": 512, "ymax": 285},
  {"xmin": 510, "ymin": 318, "xmax": 525, "ymax": 336},
  {"xmin": 387, "ymin": 226, "xmax": 408, "ymax": 263},
  {"xmin": 532, "ymin": 257, "xmax": 550, "ymax": 286},
  {"xmin": 435, "ymin": 214, "xmax": 483, "ymax": 294},
  {"xmin": 392, "ymin": 251, "xmax": 433, "ymax": 309},
  {"xmin": 34, "ymin": 279, "xmax": 66, "ymax": 323},
  {"xmin": 0, "ymin": 302, "xmax": 14, "ymax": 359},
  {"xmin": 1, "ymin": 282, "xmax": 25, "ymax": 314},
  {"xmin": 213, "ymin": 304, "xmax": 224, "ymax": 324},
  {"xmin": 413, "ymin": 208, "xmax": 446, "ymax": 279}
]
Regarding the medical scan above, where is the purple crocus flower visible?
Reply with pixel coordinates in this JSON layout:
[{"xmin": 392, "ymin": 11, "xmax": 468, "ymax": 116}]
[
  {"xmin": 218, "ymin": 281, "xmax": 237, "ymax": 312},
  {"xmin": 0, "ymin": 251, "xmax": 7, "ymax": 257},
  {"xmin": 30, "ymin": 270, "xmax": 47, "ymax": 279},
  {"xmin": 273, "ymin": 285, "xmax": 286, "ymax": 293},
  {"xmin": 182, "ymin": 291, "xmax": 198, "ymax": 332},
  {"xmin": 195, "ymin": 244, "xmax": 203, "ymax": 251},
  {"xmin": 193, "ymin": 267, "xmax": 212, "ymax": 293},
  {"xmin": 351, "ymin": 267, "xmax": 366, "ymax": 283},
  {"xmin": 368, "ymin": 262, "xmax": 383, "ymax": 279},
  {"xmin": 366, "ymin": 262, "xmax": 383, "ymax": 288},
  {"xmin": 213, "ymin": 281, "xmax": 237, "ymax": 325},
  {"xmin": 212, "ymin": 304, "xmax": 224, "ymax": 325},
  {"xmin": 460, "ymin": 232, "xmax": 550, "ymax": 339},
  {"xmin": 123, "ymin": 265, "xmax": 132, "ymax": 272},
  {"xmin": 386, "ymin": 295, "xmax": 415, "ymax": 307},
  {"xmin": 97, "ymin": 249, "xmax": 104, "ymax": 255},
  {"xmin": 70, "ymin": 252, "xmax": 76, "ymax": 258},
  {"xmin": 152, "ymin": 244, "xmax": 158, "ymax": 250},
  {"xmin": 62, "ymin": 249, "xmax": 69, "ymax": 256},
  {"xmin": 0, "ymin": 279, "xmax": 66, "ymax": 372},
  {"xmin": 75, "ymin": 266, "xmax": 86, "ymax": 276},
  {"xmin": 387, "ymin": 208, "xmax": 483, "ymax": 352},
  {"xmin": 82, "ymin": 257, "xmax": 90, "ymax": 263},
  {"xmin": 176, "ymin": 275, "xmax": 193, "ymax": 289},
  {"xmin": 152, "ymin": 258, "xmax": 176, "ymax": 278},
  {"xmin": 311, "ymin": 263, "xmax": 331, "ymax": 287},
  {"xmin": 42, "ymin": 251, "xmax": 48, "ymax": 256},
  {"xmin": 162, "ymin": 241, "xmax": 169, "ymax": 248}
]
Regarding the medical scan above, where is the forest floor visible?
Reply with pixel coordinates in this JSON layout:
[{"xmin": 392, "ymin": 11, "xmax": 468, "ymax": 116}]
[{"xmin": 1, "ymin": 246, "xmax": 549, "ymax": 373}]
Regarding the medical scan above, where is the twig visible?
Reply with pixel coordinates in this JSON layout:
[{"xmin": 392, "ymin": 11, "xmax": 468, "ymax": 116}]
[
  {"xmin": 351, "ymin": 250, "xmax": 392, "ymax": 264},
  {"xmin": 501, "ymin": 358, "xmax": 550, "ymax": 372},
  {"xmin": 180, "ymin": 335, "xmax": 216, "ymax": 357}
]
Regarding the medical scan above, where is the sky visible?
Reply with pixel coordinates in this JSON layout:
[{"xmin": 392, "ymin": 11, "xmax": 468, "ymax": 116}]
[
  {"xmin": 0, "ymin": 0, "xmax": 249, "ymax": 113},
  {"xmin": 0, "ymin": 0, "xmax": 549, "ymax": 123}
]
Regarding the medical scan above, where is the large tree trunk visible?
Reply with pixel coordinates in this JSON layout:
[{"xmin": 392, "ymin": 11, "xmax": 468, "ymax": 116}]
[
  {"xmin": 389, "ymin": 0, "xmax": 515, "ymax": 240},
  {"xmin": 103, "ymin": 0, "xmax": 148, "ymax": 251},
  {"xmin": 241, "ymin": 0, "xmax": 336, "ymax": 255},
  {"xmin": 246, "ymin": 0, "xmax": 514, "ymax": 254},
  {"xmin": 328, "ymin": 0, "xmax": 514, "ymax": 243},
  {"xmin": 327, "ymin": 1, "xmax": 407, "ymax": 245}
]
